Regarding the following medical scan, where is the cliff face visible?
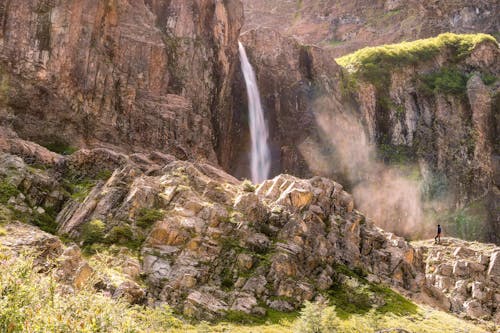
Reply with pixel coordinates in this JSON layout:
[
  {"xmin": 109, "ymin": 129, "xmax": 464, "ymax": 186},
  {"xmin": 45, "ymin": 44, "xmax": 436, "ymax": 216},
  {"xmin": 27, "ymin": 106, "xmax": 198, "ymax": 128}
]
[
  {"xmin": 242, "ymin": 0, "xmax": 499, "ymax": 56},
  {"xmin": 225, "ymin": 29, "xmax": 344, "ymax": 179},
  {"xmin": 232, "ymin": 31, "xmax": 499, "ymax": 243},
  {"xmin": 0, "ymin": 0, "xmax": 243, "ymax": 162}
]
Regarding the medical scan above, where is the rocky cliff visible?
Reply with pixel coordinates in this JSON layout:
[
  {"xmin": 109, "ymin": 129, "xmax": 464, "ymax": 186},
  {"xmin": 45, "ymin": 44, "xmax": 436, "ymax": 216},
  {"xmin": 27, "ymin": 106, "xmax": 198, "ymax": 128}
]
[
  {"xmin": 242, "ymin": 0, "xmax": 499, "ymax": 56},
  {"xmin": 0, "ymin": 0, "xmax": 243, "ymax": 162}
]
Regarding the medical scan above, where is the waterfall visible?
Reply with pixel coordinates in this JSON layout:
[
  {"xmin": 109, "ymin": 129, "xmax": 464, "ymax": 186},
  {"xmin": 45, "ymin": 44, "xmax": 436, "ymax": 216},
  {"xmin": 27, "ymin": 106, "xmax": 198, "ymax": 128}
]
[{"xmin": 238, "ymin": 41, "xmax": 271, "ymax": 184}]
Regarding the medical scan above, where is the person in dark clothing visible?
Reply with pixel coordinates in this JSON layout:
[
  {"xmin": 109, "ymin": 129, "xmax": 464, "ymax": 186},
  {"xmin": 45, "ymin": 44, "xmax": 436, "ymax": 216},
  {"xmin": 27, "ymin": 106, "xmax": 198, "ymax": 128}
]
[{"xmin": 434, "ymin": 224, "xmax": 442, "ymax": 244}]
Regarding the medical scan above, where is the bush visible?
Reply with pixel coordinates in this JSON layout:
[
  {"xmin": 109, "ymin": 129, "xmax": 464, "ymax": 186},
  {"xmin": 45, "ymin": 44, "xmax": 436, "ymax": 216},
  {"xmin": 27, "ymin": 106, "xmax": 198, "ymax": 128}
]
[
  {"xmin": 294, "ymin": 302, "xmax": 345, "ymax": 333},
  {"xmin": 136, "ymin": 208, "xmax": 164, "ymax": 228},
  {"xmin": 242, "ymin": 179, "xmax": 256, "ymax": 192},
  {"xmin": 42, "ymin": 140, "xmax": 77, "ymax": 155},
  {"xmin": 0, "ymin": 181, "xmax": 19, "ymax": 204},
  {"xmin": 420, "ymin": 67, "xmax": 469, "ymax": 95},
  {"xmin": 107, "ymin": 225, "xmax": 133, "ymax": 242},
  {"xmin": 81, "ymin": 219, "xmax": 105, "ymax": 245}
]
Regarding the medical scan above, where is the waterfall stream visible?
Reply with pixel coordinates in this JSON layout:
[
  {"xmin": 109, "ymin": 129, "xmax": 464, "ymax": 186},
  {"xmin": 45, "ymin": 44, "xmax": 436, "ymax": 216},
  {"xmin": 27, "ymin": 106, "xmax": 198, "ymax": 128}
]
[{"xmin": 238, "ymin": 41, "xmax": 271, "ymax": 184}]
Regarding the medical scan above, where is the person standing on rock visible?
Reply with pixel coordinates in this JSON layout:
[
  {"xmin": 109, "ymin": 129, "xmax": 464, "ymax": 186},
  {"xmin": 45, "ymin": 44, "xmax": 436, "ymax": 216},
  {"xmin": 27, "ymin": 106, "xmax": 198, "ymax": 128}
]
[{"xmin": 434, "ymin": 224, "xmax": 442, "ymax": 244}]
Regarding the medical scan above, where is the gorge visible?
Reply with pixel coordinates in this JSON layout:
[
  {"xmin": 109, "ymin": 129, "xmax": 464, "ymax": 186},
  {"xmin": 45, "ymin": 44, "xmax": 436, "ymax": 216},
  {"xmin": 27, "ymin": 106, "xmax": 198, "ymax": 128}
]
[{"xmin": 0, "ymin": 0, "xmax": 499, "ymax": 332}]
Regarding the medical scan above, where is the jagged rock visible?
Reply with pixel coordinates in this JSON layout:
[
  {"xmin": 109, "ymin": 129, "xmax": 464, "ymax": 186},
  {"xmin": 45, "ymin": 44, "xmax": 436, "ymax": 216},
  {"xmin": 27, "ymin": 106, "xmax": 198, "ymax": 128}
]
[
  {"xmin": 414, "ymin": 239, "xmax": 499, "ymax": 322},
  {"xmin": 231, "ymin": 294, "xmax": 258, "ymax": 314},
  {"xmin": 184, "ymin": 291, "xmax": 228, "ymax": 319},
  {"xmin": 487, "ymin": 251, "xmax": 500, "ymax": 277},
  {"xmin": 464, "ymin": 300, "xmax": 489, "ymax": 319},
  {"xmin": 113, "ymin": 281, "xmax": 146, "ymax": 305}
]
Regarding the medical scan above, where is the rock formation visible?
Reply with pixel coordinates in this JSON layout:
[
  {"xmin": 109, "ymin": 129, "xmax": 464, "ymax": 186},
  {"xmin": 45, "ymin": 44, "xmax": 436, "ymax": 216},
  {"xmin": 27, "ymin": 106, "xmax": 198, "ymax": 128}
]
[
  {"xmin": 242, "ymin": 0, "xmax": 499, "ymax": 56},
  {"xmin": 0, "ymin": 0, "xmax": 243, "ymax": 162},
  {"xmin": 414, "ymin": 238, "xmax": 500, "ymax": 323}
]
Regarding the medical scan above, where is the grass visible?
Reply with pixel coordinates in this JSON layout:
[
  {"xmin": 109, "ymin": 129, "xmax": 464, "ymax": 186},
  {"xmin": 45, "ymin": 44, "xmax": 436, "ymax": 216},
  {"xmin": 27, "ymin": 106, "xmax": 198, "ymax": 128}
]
[
  {"xmin": 336, "ymin": 33, "xmax": 497, "ymax": 90},
  {"xmin": 0, "ymin": 251, "xmax": 494, "ymax": 333},
  {"xmin": 0, "ymin": 181, "xmax": 19, "ymax": 204},
  {"xmin": 327, "ymin": 264, "xmax": 417, "ymax": 319},
  {"xmin": 136, "ymin": 208, "xmax": 164, "ymax": 228}
]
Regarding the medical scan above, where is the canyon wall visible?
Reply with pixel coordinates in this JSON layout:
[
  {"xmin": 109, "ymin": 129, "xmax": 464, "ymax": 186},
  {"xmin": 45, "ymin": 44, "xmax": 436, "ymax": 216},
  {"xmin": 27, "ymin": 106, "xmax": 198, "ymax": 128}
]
[
  {"xmin": 0, "ymin": 0, "xmax": 243, "ymax": 162},
  {"xmin": 242, "ymin": 0, "xmax": 499, "ymax": 56}
]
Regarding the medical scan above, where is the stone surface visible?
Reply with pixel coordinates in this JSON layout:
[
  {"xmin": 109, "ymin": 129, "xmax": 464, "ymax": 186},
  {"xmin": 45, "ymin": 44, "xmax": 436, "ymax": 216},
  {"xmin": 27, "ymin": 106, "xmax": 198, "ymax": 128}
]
[{"xmin": 414, "ymin": 238, "xmax": 500, "ymax": 323}]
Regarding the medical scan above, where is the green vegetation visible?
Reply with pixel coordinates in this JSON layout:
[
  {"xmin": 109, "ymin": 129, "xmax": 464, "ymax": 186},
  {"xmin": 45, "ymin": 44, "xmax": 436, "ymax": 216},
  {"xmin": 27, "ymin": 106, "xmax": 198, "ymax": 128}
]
[
  {"xmin": 105, "ymin": 224, "xmax": 145, "ymax": 250},
  {"xmin": 0, "ymin": 251, "xmax": 492, "ymax": 333},
  {"xmin": 242, "ymin": 179, "xmax": 256, "ymax": 192},
  {"xmin": 42, "ymin": 140, "xmax": 77, "ymax": 155},
  {"xmin": 81, "ymin": 219, "xmax": 106, "ymax": 245},
  {"xmin": 0, "ymin": 254, "xmax": 183, "ymax": 333},
  {"xmin": 327, "ymin": 264, "xmax": 417, "ymax": 318},
  {"xmin": 336, "ymin": 33, "xmax": 497, "ymax": 88},
  {"xmin": 32, "ymin": 209, "xmax": 58, "ymax": 234},
  {"xmin": 0, "ymin": 181, "xmax": 19, "ymax": 204},
  {"xmin": 419, "ymin": 67, "xmax": 469, "ymax": 95},
  {"xmin": 66, "ymin": 178, "xmax": 96, "ymax": 202},
  {"xmin": 378, "ymin": 144, "xmax": 416, "ymax": 165},
  {"xmin": 136, "ymin": 208, "xmax": 164, "ymax": 228},
  {"xmin": 480, "ymin": 71, "xmax": 497, "ymax": 85}
]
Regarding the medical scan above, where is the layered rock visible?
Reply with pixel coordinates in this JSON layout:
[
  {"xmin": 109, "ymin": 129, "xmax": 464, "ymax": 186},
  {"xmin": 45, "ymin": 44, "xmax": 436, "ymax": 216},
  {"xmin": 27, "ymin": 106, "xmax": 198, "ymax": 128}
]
[
  {"xmin": 0, "ymin": 0, "xmax": 243, "ymax": 162},
  {"xmin": 414, "ymin": 239, "xmax": 500, "ymax": 323},
  {"xmin": 0, "ymin": 142, "xmax": 427, "ymax": 319},
  {"xmin": 242, "ymin": 0, "xmax": 499, "ymax": 56}
]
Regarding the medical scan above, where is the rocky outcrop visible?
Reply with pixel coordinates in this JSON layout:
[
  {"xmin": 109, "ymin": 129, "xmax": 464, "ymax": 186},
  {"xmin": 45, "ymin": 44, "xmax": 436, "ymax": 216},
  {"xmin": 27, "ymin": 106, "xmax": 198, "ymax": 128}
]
[
  {"xmin": 3, "ymin": 138, "xmax": 500, "ymax": 323},
  {"xmin": 0, "ymin": 143, "xmax": 427, "ymax": 319},
  {"xmin": 0, "ymin": 221, "xmax": 145, "ymax": 304},
  {"xmin": 0, "ymin": 0, "xmax": 243, "ymax": 163},
  {"xmin": 414, "ymin": 239, "xmax": 500, "ymax": 323},
  {"xmin": 242, "ymin": 0, "xmax": 499, "ymax": 56}
]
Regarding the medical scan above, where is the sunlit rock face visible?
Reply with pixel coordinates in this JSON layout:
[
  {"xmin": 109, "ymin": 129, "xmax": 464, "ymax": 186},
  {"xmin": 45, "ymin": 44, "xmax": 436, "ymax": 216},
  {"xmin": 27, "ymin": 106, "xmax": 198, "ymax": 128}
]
[
  {"xmin": 241, "ymin": 0, "xmax": 499, "ymax": 56},
  {"xmin": 0, "ymin": 0, "xmax": 243, "ymax": 162}
]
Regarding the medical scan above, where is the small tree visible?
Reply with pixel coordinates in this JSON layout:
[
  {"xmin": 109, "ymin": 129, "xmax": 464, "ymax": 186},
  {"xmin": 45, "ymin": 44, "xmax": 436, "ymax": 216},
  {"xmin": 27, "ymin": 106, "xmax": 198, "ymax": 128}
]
[{"xmin": 81, "ymin": 219, "xmax": 105, "ymax": 245}]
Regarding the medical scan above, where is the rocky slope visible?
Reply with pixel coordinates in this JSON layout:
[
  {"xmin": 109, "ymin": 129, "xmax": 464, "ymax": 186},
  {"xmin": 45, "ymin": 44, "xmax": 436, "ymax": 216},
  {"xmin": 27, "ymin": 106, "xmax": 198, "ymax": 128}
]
[
  {"xmin": 413, "ymin": 238, "xmax": 500, "ymax": 323},
  {"xmin": 1, "ymin": 139, "xmax": 500, "ymax": 325},
  {"xmin": 0, "ymin": 0, "xmax": 243, "ymax": 163},
  {"xmin": 242, "ymin": 0, "xmax": 499, "ymax": 56},
  {"xmin": 0, "ymin": 138, "xmax": 427, "ymax": 319}
]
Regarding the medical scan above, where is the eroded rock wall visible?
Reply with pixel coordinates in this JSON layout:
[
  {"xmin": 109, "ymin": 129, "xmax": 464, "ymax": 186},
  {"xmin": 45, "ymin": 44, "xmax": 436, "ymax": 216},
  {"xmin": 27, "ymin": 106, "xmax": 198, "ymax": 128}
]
[{"xmin": 0, "ymin": 0, "xmax": 243, "ymax": 162}]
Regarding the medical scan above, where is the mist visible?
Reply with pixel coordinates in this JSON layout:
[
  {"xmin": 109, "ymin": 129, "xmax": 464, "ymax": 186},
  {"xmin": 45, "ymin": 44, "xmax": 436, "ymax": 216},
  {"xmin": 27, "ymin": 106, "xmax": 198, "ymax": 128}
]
[{"xmin": 300, "ymin": 97, "xmax": 430, "ymax": 239}]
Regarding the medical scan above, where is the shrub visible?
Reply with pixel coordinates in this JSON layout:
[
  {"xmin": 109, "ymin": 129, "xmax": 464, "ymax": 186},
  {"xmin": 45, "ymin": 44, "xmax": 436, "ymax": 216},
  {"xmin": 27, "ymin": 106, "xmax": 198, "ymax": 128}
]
[
  {"xmin": 420, "ymin": 67, "xmax": 469, "ymax": 95},
  {"xmin": 294, "ymin": 302, "xmax": 344, "ymax": 333},
  {"xmin": 0, "ymin": 181, "xmax": 19, "ymax": 204},
  {"xmin": 136, "ymin": 208, "xmax": 164, "ymax": 228},
  {"xmin": 242, "ymin": 179, "xmax": 256, "ymax": 192},
  {"xmin": 32, "ymin": 211, "xmax": 58, "ymax": 234},
  {"xmin": 0, "ymin": 253, "xmax": 183, "ymax": 332},
  {"xmin": 81, "ymin": 219, "xmax": 105, "ymax": 245},
  {"xmin": 107, "ymin": 225, "xmax": 131, "ymax": 242},
  {"xmin": 42, "ymin": 140, "xmax": 77, "ymax": 155}
]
